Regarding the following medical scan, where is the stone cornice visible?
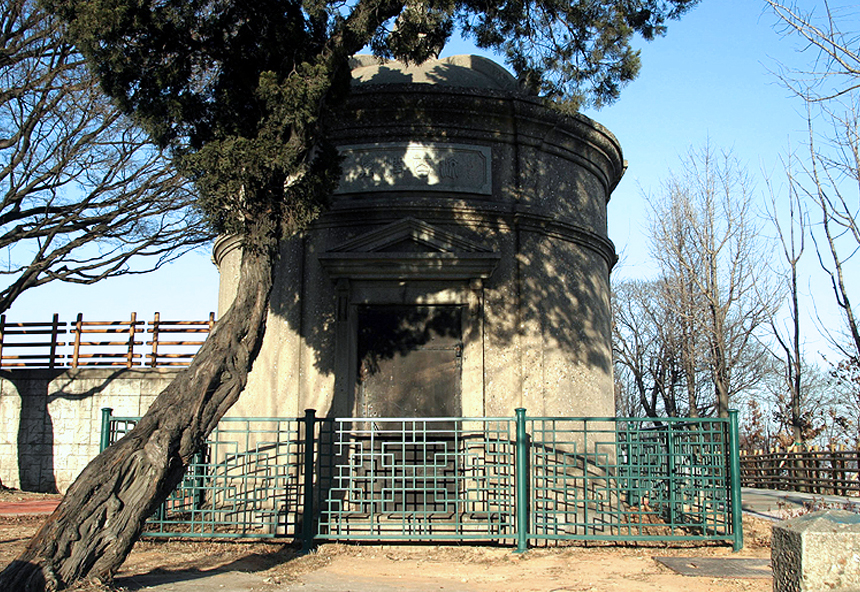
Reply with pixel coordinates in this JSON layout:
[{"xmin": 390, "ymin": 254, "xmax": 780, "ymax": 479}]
[
  {"xmin": 319, "ymin": 217, "xmax": 500, "ymax": 281},
  {"xmin": 211, "ymin": 234, "xmax": 243, "ymax": 268},
  {"xmin": 318, "ymin": 252, "xmax": 501, "ymax": 281},
  {"xmin": 334, "ymin": 84, "xmax": 625, "ymax": 196},
  {"xmin": 512, "ymin": 207, "xmax": 618, "ymax": 269}
]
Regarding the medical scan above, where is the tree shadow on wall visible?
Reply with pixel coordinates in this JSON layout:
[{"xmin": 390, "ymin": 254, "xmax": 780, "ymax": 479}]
[
  {"xmin": 266, "ymin": 101, "xmax": 618, "ymax": 415},
  {"xmin": 1, "ymin": 368, "xmax": 142, "ymax": 493}
]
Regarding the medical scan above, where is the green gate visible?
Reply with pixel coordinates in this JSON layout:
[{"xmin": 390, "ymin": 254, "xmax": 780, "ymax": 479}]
[
  {"xmin": 316, "ymin": 417, "xmax": 517, "ymax": 542},
  {"xmin": 101, "ymin": 408, "xmax": 743, "ymax": 550}
]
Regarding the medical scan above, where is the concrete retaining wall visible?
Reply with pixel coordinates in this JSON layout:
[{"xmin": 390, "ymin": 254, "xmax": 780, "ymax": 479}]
[{"xmin": 0, "ymin": 368, "xmax": 178, "ymax": 493}]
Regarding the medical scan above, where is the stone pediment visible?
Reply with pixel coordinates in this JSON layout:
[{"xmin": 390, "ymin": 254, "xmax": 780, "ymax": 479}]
[{"xmin": 319, "ymin": 218, "xmax": 499, "ymax": 280}]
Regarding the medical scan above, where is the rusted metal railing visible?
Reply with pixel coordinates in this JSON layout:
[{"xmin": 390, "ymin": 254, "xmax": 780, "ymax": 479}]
[
  {"xmin": 0, "ymin": 313, "xmax": 215, "ymax": 369},
  {"xmin": 148, "ymin": 312, "xmax": 216, "ymax": 367}
]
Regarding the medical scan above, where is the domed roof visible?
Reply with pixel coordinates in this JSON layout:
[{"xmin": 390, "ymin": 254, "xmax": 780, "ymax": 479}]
[{"xmin": 350, "ymin": 54, "xmax": 522, "ymax": 93}]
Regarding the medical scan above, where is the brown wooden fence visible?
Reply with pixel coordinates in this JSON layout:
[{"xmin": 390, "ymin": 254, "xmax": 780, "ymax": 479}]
[
  {"xmin": 740, "ymin": 446, "xmax": 860, "ymax": 496},
  {"xmin": 0, "ymin": 313, "xmax": 215, "ymax": 369}
]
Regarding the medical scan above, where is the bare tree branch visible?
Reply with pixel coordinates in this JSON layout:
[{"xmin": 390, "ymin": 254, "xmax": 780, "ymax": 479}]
[
  {"xmin": 767, "ymin": 0, "xmax": 860, "ymax": 102},
  {"xmin": 0, "ymin": 0, "xmax": 213, "ymax": 314},
  {"xmin": 764, "ymin": 146, "xmax": 811, "ymax": 443},
  {"xmin": 612, "ymin": 278, "xmax": 705, "ymax": 418}
]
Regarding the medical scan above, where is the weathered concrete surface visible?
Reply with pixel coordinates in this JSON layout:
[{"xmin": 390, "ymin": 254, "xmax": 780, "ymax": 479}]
[
  {"xmin": 0, "ymin": 368, "xmax": 179, "ymax": 492},
  {"xmin": 772, "ymin": 509, "xmax": 860, "ymax": 592}
]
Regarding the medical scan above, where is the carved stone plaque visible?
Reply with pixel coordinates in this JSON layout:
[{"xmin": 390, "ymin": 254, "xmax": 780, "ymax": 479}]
[{"xmin": 335, "ymin": 142, "xmax": 492, "ymax": 195}]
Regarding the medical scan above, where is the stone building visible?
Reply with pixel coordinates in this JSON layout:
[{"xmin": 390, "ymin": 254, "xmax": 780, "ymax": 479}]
[
  {"xmin": 0, "ymin": 54, "xmax": 624, "ymax": 494},
  {"xmin": 215, "ymin": 54, "xmax": 624, "ymax": 422}
]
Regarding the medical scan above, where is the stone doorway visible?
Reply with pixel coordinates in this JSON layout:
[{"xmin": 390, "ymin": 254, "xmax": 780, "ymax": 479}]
[{"xmin": 356, "ymin": 305, "xmax": 462, "ymax": 419}]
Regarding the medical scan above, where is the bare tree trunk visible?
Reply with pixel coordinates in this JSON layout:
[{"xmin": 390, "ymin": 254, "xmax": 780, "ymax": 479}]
[
  {"xmin": 768, "ymin": 0, "xmax": 860, "ymax": 361},
  {"xmin": 766, "ymin": 170, "xmax": 806, "ymax": 443},
  {"xmin": 0, "ymin": 225, "xmax": 276, "ymax": 591},
  {"xmin": 680, "ymin": 280, "xmax": 701, "ymax": 418}
]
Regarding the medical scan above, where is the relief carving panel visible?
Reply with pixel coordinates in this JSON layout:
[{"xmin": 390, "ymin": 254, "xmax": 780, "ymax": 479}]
[{"xmin": 335, "ymin": 142, "xmax": 492, "ymax": 195}]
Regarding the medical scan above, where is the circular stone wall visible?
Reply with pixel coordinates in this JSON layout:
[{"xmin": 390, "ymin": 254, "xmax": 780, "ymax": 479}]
[{"xmin": 215, "ymin": 55, "xmax": 624, "ymax": 420}]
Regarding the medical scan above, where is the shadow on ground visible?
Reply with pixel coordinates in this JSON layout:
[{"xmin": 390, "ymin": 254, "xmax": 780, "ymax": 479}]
[{"xmin": 113, "ymin": 544, "xmax": 300, "ymax": 591}]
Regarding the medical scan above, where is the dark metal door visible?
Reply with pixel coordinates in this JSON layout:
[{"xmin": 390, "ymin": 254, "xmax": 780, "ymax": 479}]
[
  {"xmin": 353, "ymin": 305, "xmax": 462, "ymax": 514},
  {"xmin": 356, "ymin": 305, "xmax": 462, "ymax": 418}
]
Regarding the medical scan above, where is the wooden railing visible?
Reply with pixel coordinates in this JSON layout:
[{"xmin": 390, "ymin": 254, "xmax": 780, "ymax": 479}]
[
  {"xmin": 740, "ymin": 446, "xmax": 860, "ymax": 496},
  {"xmin": 0, "ymin": 313, "xmax": 215, "ymax": 369}
]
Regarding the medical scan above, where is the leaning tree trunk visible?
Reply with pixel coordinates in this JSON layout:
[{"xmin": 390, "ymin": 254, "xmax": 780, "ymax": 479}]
[{"xmin": 0, "ymin": 228, "xmax": 277, "ymax": 591}]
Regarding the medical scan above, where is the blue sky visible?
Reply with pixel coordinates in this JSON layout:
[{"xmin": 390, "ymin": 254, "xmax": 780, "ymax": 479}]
[
  {"xmin": 5, "ymin": 1, "xmax": 844, "ymax": 360},
  {"xmin": 581, "ymin": 0, "xmax": 807, "ymax": 276}
]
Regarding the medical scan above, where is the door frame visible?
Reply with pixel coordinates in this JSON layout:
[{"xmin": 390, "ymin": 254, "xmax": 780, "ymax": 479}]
[{"xmin": 331, "ymin": 279, "xmax": 485, "ymax": 419}]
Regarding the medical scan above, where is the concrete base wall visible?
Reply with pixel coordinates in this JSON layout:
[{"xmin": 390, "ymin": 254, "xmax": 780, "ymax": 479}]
[{"xmin": 0, "ymin": 368, "xmax": 179, "ymax": 493}]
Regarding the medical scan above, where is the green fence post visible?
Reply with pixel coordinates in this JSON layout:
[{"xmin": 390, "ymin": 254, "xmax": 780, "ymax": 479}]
[
  {"xmin": 514, "ymin": 408, "xmax": 529, "ymax": 553},
  {"xmin": 666, "ymin": 421, "xmax": 677, "ymax": 527},
  {"xmin": 301, "ymin": 409, "xmax": 317, "ymax": 553},
  {"xmin": 99, "ymin": 407, "xmax": 113, "ymax": 452},
  {"xmin": 193, "ymin": 446, "xmax": 208, "ymax": 510},
  {"xmin": 728, "ymin": 409, "xmax": 744, "ymax": 551}
]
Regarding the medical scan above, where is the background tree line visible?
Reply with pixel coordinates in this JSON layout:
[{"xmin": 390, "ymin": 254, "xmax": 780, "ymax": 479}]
[{"xmin": 612, "ymin": 0, "xmax": 860, "ymax": 452}]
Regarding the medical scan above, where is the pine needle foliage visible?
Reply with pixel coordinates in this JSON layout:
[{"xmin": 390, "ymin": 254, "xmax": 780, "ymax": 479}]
[{"xmin": 45, "ymin": 0, "xmax": 699, "ymax": 241}]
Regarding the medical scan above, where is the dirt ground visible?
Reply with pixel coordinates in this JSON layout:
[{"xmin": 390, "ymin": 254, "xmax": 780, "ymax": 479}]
[{"xmin": 0, "ymin": 489, "xmax": 775, "ymax": 592}]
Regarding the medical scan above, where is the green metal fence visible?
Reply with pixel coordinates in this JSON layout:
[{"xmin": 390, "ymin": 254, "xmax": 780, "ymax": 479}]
[
  {"xmin": 101, "ymin": 408, "xmax": 743, "ymax": 550},
  {"xmin": 527, "ymin": 415, "xmax": 740, "ymax": 545},
  {"xmin": 103, "ymin": 411, "xmax": 305, "ymax": 538},
  {"xmin": 315, "ymin": 416, "xmax": 518, "ymax": 542}
]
